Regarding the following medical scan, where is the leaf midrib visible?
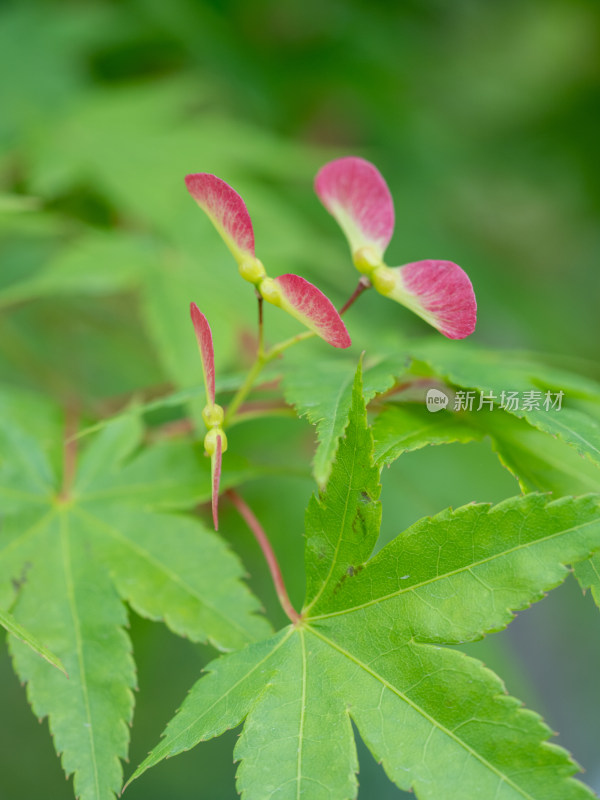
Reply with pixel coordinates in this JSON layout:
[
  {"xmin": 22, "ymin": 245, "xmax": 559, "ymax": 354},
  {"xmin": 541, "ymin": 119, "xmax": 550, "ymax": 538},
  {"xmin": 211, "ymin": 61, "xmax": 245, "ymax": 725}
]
[
  {"xmin": 60, "ymin": 512, "xmax": 101, "ymax": 799},
  {"xmin": 128, "ymin": 629, "xmax": 293, "ymax": 784},
  {"xmin": 296, "ymin": 629, "xmax": 307, "ymax": 800},
  {"xmin": 75, "ymin": 506, "xmax": 255, "ymax": 646},
  {"xmin": 308, "ymin": 516, "xmax": 600, "ymax": 621},
  {"xmin": 532, "ymin": 412, "xmax": 600, "ymax": 458},
  {"xmin": 315, "ymin": 373, "xmax": 353, "ymax": 468},
  {"xmin": 303, "ymin": 406, "xmax": 360, "ymax": 615},
  {"xmin": 308, "ymin": 626, "xmax": 538, "ymax": 800}
]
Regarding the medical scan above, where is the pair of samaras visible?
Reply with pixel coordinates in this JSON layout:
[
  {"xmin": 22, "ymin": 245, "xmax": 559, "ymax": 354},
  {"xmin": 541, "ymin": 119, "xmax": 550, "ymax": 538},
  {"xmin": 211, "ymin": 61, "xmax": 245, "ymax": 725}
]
[
  {"xmin": 186, "ymin": 157, "xmax": 476, "ymax": 345},
  {"xmin": 187, "ymin": 158, "xmax": 477, "ymax": 528}
]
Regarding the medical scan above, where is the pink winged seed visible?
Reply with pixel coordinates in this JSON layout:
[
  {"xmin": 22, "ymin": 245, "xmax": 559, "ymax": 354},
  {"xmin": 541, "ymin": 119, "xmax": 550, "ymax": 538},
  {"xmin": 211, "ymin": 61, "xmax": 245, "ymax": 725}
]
[
  {"xmin": 273, "ymin": 274, "xmax": 351, "ymax": 349},
  {"xmin": 314, "ymin": 157, "xmax": 395, "ymax": 256},
  {"xmin": 400, "ymin": 260, "xmax": 477, "ymax": 339},
  {"xmin": 211, "ymin": 433, "xmax": 223, "ymax": 531},
  {"xmin": 190, "ymin": 302, "xmax": 216, "ymax": 404},
  {"xmin": 185, "ymin": 173, "xmax": 255, "ymax": 261}
]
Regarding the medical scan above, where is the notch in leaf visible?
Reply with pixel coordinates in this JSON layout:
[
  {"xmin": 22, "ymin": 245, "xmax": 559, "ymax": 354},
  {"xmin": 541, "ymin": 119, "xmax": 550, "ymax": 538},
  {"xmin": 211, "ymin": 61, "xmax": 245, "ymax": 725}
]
[
  {"xmin": 190, "ymin": 302, "xmax": 227, "ymax": 529},
  {"xmin": 315, "ymin": 156, "xmax": 477, "ymax": 339},
  {"xmin": 185, "ymin": 173, "xmax": 351, "ymax": 349}
]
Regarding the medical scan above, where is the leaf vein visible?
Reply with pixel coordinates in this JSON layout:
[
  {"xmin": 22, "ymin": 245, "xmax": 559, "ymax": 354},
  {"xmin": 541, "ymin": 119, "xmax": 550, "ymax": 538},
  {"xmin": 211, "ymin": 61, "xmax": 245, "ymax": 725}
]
[
  {"xmin": 75, "ymin": 506, "xmax": 253, "ymax": 644},
  {"xmin": 60, "ymin": 512, "xmax": 101, "ymax": 799},
  {"xmin": 309, "ymin": 517, "xmax": 599, "ymax": 621},
  {"xmin": 308, "ymin": 627, "xmax": 537, "ymax": 800}
]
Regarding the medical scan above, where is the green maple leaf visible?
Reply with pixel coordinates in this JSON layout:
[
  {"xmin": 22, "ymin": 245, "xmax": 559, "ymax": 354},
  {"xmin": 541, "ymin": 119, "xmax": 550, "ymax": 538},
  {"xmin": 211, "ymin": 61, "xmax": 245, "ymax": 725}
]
[
  {"xmin": 0, "ymin": 388, "xmax": 270, "ymax": 800},
  {"xmin": 373, "ymin": 403, "xmax": 600, "ymax": 495},
  {"xmin": 413, "ymin": 342, "xmax": 600, "ymax": 467},
  {"xmin": 373, "ymin": 379, "xmax": 600, "ymax": 610},
  {"xmin": 281, "ymin": 353, "xmax": 406, "ymax": 487},
  {"xmin": 128, "ymin": 363, "xmax": 600, "ymax": 800}
]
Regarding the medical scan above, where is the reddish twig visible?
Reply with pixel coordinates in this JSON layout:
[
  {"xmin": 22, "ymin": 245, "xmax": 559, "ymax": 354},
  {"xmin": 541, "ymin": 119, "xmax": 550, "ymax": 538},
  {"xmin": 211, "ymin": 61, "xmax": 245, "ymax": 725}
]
[
  {"xmin": 257, "ymin": 291, "xmax": 264, "ymax": 330},
  {"xmin": 226, "ymin": 489, "xmax": 300, "ymax": 624},
  {"xmin": 339, "ymin": 276, "xmax": 371, "ymax": 315},
  {"xmin": 59, "ymin": 404, "xmax": 79, "ymax": 501},
  {"xmin": 371, "ymin": 377, "xmax": 448, "ymax": 407}
]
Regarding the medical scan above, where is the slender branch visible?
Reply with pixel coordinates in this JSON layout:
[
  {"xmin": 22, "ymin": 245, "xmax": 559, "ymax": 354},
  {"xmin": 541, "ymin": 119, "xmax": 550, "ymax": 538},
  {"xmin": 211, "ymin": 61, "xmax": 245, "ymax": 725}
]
[
  {"xmin": 339, "ymin": 276, "xmax": 371, "ymax": 315},
  {"xmin": 256, "ymin": 292, "xmax": 265, "ymax": 359},
  {"xmin": 223, "ymin": 332, "xmax": 313, "ymax": 428},
  {"xmin": 226, "ymin": 489, "xmax": 300, "ymax": 624},
  {"xmin": 223, "ymin": 277, "xmax": 370, "ymax": 430},
  {"xmin": 222, "ymin": 354, "xmax": 266, "ymax": 428},
  {"xmin": 369, "ymin": 377, "xmax": 444, "ymax": 407},
  {"xmin": 264, "ymin": 330, "xmax": 315, "ymax": 360},
  {"xmin": 59, "ymin": 404, "xmax": 79, "ymax": 501}
]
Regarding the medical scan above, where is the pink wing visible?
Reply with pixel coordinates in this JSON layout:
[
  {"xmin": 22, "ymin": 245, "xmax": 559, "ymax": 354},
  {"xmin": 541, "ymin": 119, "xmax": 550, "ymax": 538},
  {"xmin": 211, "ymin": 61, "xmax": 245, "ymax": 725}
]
[
  {"xmin": 185, "ymin": 173, "xmax": 255, "ymax": 265},
  {"xmin": 190, "ymin": 302, "xmax": 216, "ymax": 405},
  {"xmin": 315, "ymin": 157, "xmax": 395, "ymax": 260},
  {"xmin": 211, "ymin": 433, "xmax": 223, "ymax": 531},
  {"xmin": 273, "ymin": 274, "xmax": 351, "ymax": 349},
  {"xmin": 387, "ymin": 260, "xmax": 477, "ymax": 339}
]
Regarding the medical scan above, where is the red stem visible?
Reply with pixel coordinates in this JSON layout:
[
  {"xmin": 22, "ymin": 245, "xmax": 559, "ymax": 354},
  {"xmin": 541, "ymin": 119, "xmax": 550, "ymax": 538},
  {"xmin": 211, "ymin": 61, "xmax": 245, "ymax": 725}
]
[
  {"xmin": 257, "ymin": 292, "xmax": 264, "ymax": 329},
  {"xmin": 339, "ymin": 276, "xmax": 371, "ymax": 315},
  {"xmin": 371, "ymin": 377, "xmax": 444, "ymax": 406},
  {"xmin": 256, "ymin": 291, "xmax": 264, "ymax": 356},
  {"xmin": 226, "ymin": 489, "xmax": 300, "ymax": 624},
  {"xmin": 59, "ymin": 405, "xmax": 79, "ymax": 501}
]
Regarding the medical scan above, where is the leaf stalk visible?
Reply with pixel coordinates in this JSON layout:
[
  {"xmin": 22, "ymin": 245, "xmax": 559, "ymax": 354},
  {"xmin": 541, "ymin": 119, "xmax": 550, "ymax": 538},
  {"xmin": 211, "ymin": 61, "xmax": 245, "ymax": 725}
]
[
  {"xmin": 226, "ymin": 489, "xmax": 300, "ymax": 624},
  {"xmin": 339, "ymin": 276, "xmax": 371, "ymax": 315},
  {"xmin": 59, "ymin": 404, "xmax": 79, "ymax": 502}
]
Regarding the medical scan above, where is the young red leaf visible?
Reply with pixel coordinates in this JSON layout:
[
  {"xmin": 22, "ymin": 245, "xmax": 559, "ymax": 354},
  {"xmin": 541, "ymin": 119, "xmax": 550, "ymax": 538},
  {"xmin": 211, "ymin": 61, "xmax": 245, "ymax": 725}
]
[
  {"xmin": 185, "ymin": 173, "xmax": 255, "ymax": 266},
  {"xmin": 314, "ymin": 156, "xmax": 395, "ymax": 263},
  {"xmin": 211, "ymin": 433, "xmax": 223, "ymax": 531},
  {"xmin": 190, "ymin": 302, "xmax": 216, "ymax": 405},
  {"xmin": 271, "ymin": 274, "xmax": 351, "ymax": 349},
  {"xmin": 377, "ymin": 260, "xmax": 477, "ymax": 339}
]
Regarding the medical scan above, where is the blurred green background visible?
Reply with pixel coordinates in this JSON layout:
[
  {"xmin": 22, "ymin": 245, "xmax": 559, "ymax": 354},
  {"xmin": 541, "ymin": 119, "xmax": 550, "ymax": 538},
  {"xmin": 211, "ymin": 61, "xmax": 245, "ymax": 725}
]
[{"xmin": 1, "ymin": 0, "xmax": 599, "ymax": 797}]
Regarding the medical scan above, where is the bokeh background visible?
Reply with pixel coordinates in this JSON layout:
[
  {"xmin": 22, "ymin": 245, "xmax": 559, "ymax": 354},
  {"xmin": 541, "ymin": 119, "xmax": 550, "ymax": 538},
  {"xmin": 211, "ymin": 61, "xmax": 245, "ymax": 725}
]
[{"xmin": 1, "ymin": 0, "xmax": 599, "ymax": 797}]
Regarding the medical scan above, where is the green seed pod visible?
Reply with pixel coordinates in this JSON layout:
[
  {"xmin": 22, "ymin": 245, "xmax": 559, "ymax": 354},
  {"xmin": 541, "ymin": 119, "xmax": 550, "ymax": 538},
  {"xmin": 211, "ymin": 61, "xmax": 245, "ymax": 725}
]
[
  {"xmin": 353, "ymin": 245, "xmax": 381, "ymax": 275},
  {"xmin": 238, "ymin": 257, "xmax": 267, "ymax": 284},
  {"xmin": 370, "ymin": 265, "xmax": 397, "ymax": 295},
  {"xmin": 259, "ymin": 277, "xmax": 281, "ymax": 306},
  {"xmin": 202, "ymin": 403, "xmax": 225, "ymax": 428},
  {"xmin": 204, "ymin": 427, "xmax": 228, "ymax": 456}
]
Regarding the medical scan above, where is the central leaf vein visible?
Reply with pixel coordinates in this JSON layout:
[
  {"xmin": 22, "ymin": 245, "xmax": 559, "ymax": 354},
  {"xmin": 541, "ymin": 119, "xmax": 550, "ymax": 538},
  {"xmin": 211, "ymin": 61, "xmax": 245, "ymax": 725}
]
[
  {"xmin": 60, "ymin": 512, "xmax": 101, "ymax": 800},
  {"xmin": 296, "ymin": 629, "xmax": 307, "ymax": 800},
  {"xmin": 75, "ymin": 506, "xmax": 253, "ymax": 644},
  {"xmin": 309, "ymin": 518, "xmax": 598, "ymax": 621},
  {"xmin": 308, "ymin": 626, "xmax": 536, "ymax": 800},
  {"xmin": 304, "ymin": 414, "xmax": 360, "ymax": 614}
]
